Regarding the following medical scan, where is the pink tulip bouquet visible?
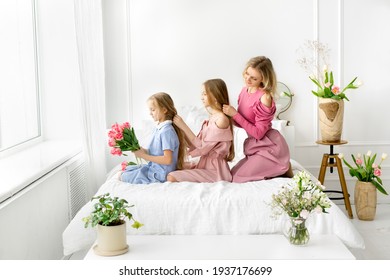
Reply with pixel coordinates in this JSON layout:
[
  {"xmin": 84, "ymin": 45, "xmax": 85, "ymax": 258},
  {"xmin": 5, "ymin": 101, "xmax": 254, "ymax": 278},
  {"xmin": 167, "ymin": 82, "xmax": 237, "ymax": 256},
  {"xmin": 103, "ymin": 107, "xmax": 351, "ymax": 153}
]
[
  {"xmin": 309, "ymin": 65, "xmax": 360, "ymax": 101},
  {"xmin": 108, "ymin": 122, "xmax": 141, "ymax": 169},
  {"xmin": 297, "ymin": 40, "xmax": 362, "ymax": 101},
  {"xmin": 339, "ymin": 151, "xmax": 388, "ymax": 195}
]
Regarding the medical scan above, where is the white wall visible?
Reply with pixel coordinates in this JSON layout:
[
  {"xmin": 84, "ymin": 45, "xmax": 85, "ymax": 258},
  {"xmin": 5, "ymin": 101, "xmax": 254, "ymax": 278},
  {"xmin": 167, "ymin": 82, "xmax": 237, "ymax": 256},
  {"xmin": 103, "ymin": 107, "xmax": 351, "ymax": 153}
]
[{"xmin": 103, "ymin": 0, "xmax": 390, "ymax": 203}]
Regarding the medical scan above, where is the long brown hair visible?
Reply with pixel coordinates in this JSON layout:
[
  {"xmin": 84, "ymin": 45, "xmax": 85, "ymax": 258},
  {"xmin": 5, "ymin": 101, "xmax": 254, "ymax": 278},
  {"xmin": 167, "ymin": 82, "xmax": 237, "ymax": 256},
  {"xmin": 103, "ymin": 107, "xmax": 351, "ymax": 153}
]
[
  {"xmin": 243, "ymin": 56, "xmax": 277, "ymax": 98},
  {"xmin": 203, "ymin": 79, "xmax": 235, "ymax": 162},
  {"xmin": 148, "ymin": 92, "xmax": 186, "ymax": 169}
]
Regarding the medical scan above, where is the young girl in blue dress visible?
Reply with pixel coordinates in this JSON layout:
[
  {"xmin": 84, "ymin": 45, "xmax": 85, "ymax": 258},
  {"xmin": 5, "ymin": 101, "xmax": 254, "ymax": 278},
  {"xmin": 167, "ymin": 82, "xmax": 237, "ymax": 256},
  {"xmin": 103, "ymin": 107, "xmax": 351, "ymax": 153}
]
[{"xmin": 120, "ymin": 92, "xmax": 186, "ymax": 184}]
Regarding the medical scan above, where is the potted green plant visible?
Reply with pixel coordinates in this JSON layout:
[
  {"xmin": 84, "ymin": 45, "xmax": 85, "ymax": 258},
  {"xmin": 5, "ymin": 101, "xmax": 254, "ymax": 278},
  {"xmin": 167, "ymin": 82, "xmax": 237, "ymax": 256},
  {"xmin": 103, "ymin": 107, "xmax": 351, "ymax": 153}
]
[{"xmin": 82, "ymin": 193, "xmax": 143, "ymax": 256}]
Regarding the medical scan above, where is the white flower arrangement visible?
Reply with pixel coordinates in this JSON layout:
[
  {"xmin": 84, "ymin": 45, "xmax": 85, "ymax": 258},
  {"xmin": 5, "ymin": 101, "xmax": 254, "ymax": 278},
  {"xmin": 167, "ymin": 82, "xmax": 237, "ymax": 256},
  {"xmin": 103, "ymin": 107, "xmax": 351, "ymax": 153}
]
[{"xmin": 270, "ymin": 170, "xmax": 332, "ymax": 219}]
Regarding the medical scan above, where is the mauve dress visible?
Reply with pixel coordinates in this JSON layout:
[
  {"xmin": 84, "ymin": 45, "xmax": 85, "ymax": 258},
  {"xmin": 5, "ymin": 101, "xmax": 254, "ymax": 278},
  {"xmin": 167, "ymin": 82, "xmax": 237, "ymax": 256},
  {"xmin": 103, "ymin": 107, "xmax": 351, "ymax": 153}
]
[
  {"xmin": 169, "ymin": 114, "xmax": 233, "ymax": 183},
  {"xmin": 231, "ymin": 87, "xmax": 290, "ymax": 183}
]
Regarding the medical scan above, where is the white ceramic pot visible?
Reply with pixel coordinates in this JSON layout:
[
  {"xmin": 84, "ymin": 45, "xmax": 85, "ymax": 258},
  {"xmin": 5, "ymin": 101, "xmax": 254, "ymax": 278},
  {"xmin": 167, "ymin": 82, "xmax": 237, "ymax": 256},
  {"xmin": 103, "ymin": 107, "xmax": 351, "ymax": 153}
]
[{"xmin": 94, "ymin": 221, "xmax": 128, "ymax": 256}]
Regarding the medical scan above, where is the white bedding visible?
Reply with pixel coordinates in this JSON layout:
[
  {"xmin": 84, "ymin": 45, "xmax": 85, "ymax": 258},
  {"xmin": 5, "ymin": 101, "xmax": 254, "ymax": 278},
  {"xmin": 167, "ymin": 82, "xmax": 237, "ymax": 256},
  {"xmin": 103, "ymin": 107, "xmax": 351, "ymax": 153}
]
[
  {"xmin": 62, "ymin": 159, "xmax": 365, "ymax": 256},
  {"xmin": 63, "ymin": 106, "xmax": 364, "ymax": 256}
]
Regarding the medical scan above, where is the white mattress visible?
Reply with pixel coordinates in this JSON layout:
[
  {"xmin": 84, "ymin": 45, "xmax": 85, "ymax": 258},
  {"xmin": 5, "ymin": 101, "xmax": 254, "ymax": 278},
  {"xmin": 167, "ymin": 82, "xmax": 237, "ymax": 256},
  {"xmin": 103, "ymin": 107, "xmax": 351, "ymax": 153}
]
[{"xmin": 62, "ymin": 160, "xmax": 364, "ymax": 256}]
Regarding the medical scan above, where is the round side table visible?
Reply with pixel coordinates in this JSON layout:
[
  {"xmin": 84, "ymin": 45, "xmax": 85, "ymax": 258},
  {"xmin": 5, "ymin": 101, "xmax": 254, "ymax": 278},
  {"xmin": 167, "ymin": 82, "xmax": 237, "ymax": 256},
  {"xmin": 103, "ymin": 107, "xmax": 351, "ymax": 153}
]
[{"xmin": 316, "ymin": 140, "xmax": 353, "ymax": 219}]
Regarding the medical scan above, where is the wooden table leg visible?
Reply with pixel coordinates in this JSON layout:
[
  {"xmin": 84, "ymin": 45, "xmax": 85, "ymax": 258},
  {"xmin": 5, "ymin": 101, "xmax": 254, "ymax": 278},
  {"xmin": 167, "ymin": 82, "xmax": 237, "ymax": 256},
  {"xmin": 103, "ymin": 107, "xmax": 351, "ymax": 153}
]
[
  {"xmin": 318, "ymin": 154, "xmax": 329, "ymax": 185},
  {"xmin": 335, "ymin": 156, "xmax": 353, "ymax": 219}
]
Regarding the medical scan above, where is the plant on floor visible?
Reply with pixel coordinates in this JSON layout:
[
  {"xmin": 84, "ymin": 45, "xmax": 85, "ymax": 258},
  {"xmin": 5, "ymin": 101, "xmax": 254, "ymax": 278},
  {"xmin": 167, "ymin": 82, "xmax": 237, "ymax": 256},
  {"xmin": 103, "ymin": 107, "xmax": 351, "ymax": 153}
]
[
  {"xmin": 82, "ymin": 193, "xmax": 143, "ymax": 228},
  {"xmin": 338, "ymin": 151, "xmax": 388, "ymax": 195}
]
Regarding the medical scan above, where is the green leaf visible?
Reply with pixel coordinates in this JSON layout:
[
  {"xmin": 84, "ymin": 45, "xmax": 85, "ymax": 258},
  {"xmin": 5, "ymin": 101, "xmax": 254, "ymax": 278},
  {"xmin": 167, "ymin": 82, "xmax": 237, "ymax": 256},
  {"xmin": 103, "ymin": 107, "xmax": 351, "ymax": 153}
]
[
  {"xmin": 309, "ymin": 76, "xmax": 322, "ymax": 89},
  {"xmin": 132, "ymin": 220, "xmax": 144, "ymax": 229},
  {"xmin": 324, "ymin": 87, "xmax": 332, "ymax": 98},
  {"xmin": 342, "ymin": 158, "xmax": 354, "ymax": 170},
  {"xmin": 372, "ymin": 180, "xmax": 388, "ymax": 195},
  {"xmin": 329, "ymin": 71, "xmax": 334, "ymax": 85},
  {"xmin": 369, "ymin": 154, "xmax": 377, "ymax": 167},
  {"xmin": 331, "ymin": 95, "xmax": 342, "ymax": 100},
  {"xmin": 82, "ymin": 192, "xmax": 143, "ymax": 228}
]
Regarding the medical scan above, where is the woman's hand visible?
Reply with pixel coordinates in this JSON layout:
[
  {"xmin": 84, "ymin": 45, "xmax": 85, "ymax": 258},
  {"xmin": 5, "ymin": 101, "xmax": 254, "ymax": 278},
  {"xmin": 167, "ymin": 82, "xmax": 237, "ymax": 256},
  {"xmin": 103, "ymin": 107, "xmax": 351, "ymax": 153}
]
[
  {"xmin": 173, "ymin": 115, "xmax": 187, "ymax": 130},
  {"xmin": 222, "ymin": 104, "xmax": 237, "ymax": 117}
]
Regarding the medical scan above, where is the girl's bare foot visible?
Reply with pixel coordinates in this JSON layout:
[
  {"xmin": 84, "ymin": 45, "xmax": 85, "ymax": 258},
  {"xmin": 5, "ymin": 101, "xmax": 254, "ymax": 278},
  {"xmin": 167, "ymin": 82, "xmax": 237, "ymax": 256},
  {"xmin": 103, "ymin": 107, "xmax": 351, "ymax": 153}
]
[
  {"xmin": 166, "ymin": 174, "xmax": 178, "ymax": 182},
  {"xmin": 284, "ymin": 162, "xmax": 294, "ymax": 178}
]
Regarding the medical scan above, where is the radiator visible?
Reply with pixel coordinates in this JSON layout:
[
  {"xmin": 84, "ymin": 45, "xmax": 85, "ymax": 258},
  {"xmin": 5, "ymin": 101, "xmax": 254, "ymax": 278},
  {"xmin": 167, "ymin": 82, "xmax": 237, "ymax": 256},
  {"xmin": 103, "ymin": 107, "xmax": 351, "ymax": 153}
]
[
  {"xmin": 0, "ymin": 151, "xmax": 86, "ymax": 259},
  {"xmin": 66, "ymin": 156, "xmax": 87, "ymax": 221}
]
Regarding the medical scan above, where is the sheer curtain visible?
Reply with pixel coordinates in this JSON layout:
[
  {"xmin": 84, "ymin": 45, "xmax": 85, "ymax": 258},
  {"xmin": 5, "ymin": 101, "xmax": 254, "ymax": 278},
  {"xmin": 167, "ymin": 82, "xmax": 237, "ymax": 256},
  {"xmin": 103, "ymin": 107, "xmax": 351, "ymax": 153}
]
[{"xmin": 73, "ymin": 0, "xmax": 107, "ymax": 197}]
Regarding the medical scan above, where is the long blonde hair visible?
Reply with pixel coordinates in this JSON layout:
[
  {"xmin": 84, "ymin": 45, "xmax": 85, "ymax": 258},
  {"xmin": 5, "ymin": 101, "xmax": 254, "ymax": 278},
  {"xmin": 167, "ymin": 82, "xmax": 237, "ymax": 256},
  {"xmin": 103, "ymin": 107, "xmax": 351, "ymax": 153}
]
[
  {"xmin": 243, "ymin": 56, "xmax": 277, "ymax": 98},
  {"xmin": 203, "ymin": 79, "xmax": 235, "ymax": 162},
  {"xmin": 148, "ymin": 92, "xmax": 186, "ymax": 170}
]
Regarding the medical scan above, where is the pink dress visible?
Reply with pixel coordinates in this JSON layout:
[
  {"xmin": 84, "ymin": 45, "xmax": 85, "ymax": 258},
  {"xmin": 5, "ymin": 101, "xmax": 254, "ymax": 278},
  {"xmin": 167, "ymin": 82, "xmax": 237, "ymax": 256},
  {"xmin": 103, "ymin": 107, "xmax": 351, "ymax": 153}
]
[
  {"xmin": 169, "ymin": 115, "xmax": 233, "ymax": 182},
  {"xmin": 231, "ymin": 87, "xmax": 290, "ymax": 183}
]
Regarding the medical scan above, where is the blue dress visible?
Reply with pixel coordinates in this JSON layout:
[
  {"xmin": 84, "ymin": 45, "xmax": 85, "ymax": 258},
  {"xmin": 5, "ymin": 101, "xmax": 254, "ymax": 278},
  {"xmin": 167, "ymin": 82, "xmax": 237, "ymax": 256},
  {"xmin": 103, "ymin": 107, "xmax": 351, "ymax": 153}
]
[{"xmin": 120, "ymin": 120, "xmax": 179, "ymax": 184}]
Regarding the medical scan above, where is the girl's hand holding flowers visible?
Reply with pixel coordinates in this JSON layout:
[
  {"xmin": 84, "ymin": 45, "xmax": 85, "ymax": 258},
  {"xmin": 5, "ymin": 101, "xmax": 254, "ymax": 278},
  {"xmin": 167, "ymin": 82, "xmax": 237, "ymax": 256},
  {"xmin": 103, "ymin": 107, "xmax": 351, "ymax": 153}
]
[{"xmin": 133, "ymin": 148, "xmax": 148, "ymax": 160}]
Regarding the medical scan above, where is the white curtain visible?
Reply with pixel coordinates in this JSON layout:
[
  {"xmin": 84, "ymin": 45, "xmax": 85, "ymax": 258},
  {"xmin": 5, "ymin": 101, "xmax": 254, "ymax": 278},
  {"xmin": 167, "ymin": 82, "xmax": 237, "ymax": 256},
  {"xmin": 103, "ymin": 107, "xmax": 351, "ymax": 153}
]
[{"xmin": 73, "ymin": 0, "xmax": 107, "ymax": 197}]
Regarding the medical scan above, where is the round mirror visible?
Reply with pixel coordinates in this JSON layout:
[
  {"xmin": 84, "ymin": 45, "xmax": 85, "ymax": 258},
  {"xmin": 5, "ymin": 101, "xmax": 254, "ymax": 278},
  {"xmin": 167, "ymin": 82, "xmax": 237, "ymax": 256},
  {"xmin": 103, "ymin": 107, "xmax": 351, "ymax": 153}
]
[{"xmin": 275, "ymin": 82, "xmax": 293, "ymax": 121}]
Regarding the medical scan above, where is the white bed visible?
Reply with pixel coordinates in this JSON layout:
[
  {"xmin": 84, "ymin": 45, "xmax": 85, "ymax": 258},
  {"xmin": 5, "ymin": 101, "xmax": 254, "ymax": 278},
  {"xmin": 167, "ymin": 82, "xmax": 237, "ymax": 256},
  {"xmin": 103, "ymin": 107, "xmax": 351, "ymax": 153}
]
[{"xmin": 62, "ymin": 107, "xmax": 365, "ymax": 256}]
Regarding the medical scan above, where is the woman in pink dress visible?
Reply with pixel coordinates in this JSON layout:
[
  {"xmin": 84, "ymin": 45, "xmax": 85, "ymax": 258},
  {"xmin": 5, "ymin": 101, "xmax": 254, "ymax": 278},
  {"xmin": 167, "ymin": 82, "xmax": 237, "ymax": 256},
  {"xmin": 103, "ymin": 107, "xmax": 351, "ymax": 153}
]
[
  {"xmin": 167, "ymin": 79, "xmax": 234, "ymax": 183},
  {"xmin": 223, "ymin": 56, "xmax": 293, "ymax": 183}
]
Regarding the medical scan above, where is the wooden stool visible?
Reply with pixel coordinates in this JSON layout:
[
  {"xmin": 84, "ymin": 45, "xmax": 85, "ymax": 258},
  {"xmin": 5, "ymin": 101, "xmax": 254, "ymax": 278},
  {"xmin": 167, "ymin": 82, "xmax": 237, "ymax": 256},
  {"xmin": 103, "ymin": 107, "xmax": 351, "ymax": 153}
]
[{"xmin": 316, "ymin": 140, "xmax": 353, "ymax": 219}]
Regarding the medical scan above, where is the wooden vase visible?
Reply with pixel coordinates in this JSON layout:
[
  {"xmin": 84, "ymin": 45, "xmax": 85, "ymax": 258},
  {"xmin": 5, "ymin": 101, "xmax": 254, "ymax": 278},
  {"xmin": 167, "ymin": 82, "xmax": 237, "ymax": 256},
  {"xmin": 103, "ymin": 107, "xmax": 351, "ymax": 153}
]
[
  {"xmin": 318, "ymin": 98, "xmax": 344, "ymax": 142},
  {"xmin": 354, "ymin": 181, "xmax": 377, "ymax": 221}
]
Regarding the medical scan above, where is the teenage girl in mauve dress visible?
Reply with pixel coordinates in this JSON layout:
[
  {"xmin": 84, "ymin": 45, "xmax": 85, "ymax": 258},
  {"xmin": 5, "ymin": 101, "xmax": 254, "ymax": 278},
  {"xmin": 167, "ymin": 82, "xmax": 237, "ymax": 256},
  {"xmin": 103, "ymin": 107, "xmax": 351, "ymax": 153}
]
[{"xmin": 167, "ymin": 79, "xmax": 234, "ymax": 183}]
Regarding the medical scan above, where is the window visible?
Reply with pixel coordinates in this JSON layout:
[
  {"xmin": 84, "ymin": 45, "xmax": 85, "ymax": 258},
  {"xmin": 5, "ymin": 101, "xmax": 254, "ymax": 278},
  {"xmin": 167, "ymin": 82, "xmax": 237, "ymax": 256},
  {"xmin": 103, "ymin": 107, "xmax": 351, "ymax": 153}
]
[{"xmin": 0, "ymin": 0, "xmax": 40, "ymax": 153}]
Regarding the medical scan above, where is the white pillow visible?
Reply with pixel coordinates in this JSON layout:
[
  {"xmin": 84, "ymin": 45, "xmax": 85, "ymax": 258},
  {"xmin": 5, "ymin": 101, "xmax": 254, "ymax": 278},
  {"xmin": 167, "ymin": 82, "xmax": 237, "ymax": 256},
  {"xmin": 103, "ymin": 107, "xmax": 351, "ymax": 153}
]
[
  {"xmin": 134, "ymin": 119, "xmax": 155, "ymax": 147},
  {"xmin": 180, "ymin": 105, "xmax": 209, "ymax": 135},
  {"xmin": 233, "ymin": 127, "xmax": 246, "ymax": 160},
  {"xmin": 134, "ymin": 107, "xmax": 292, "ymax": 162}
]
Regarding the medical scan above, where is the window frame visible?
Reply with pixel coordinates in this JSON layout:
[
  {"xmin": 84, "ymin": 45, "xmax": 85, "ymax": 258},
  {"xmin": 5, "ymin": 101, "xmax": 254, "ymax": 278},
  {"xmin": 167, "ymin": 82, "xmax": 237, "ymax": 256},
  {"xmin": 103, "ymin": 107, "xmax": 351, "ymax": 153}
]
[{"xmin": 0, "ymin": 0, "xmax": 42, "ymax": 157}]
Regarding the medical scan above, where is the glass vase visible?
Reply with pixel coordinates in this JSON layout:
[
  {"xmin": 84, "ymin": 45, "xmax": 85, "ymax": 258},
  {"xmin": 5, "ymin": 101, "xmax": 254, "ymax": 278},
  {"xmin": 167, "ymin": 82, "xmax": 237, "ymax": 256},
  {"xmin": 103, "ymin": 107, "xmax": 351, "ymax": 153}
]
[{"xmin": 285, "ymin": 217, "xmax": 310, "ymax": 245}]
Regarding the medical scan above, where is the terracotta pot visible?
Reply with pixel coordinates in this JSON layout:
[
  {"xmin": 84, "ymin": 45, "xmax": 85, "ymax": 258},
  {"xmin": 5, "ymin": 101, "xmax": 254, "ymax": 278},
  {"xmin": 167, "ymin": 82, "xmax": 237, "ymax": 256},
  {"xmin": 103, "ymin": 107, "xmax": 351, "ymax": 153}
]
[
  {"xmin": 94, "ymin": 221, "xmax": 128, "ymax": 256},
  {"xmin": 318, "ymin": 98, "xmax": 344, "ymax": 142},
  {"xmin": 354, "ymin": 181, "xmax": 377, "ymax": 221}
]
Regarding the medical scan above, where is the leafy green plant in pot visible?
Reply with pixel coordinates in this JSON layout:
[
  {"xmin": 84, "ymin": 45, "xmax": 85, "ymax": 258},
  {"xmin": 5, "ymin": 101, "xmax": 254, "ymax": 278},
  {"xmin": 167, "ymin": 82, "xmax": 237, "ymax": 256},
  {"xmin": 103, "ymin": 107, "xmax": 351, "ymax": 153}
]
[{"xmin": 82, "ymin": 193, "xmax": 143, "ymax": 256}]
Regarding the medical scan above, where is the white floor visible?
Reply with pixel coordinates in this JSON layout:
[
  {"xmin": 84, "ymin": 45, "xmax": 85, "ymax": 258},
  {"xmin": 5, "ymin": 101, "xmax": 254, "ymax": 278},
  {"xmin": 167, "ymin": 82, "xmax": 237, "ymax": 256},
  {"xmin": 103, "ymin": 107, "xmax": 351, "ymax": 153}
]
[
  {"xmin": 344, "ymin": 203, "xmax": 390, "ymax": 260},
  {"xmin": 68, "ymin": 203, "xmax": 390, "ymax": 260}
]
